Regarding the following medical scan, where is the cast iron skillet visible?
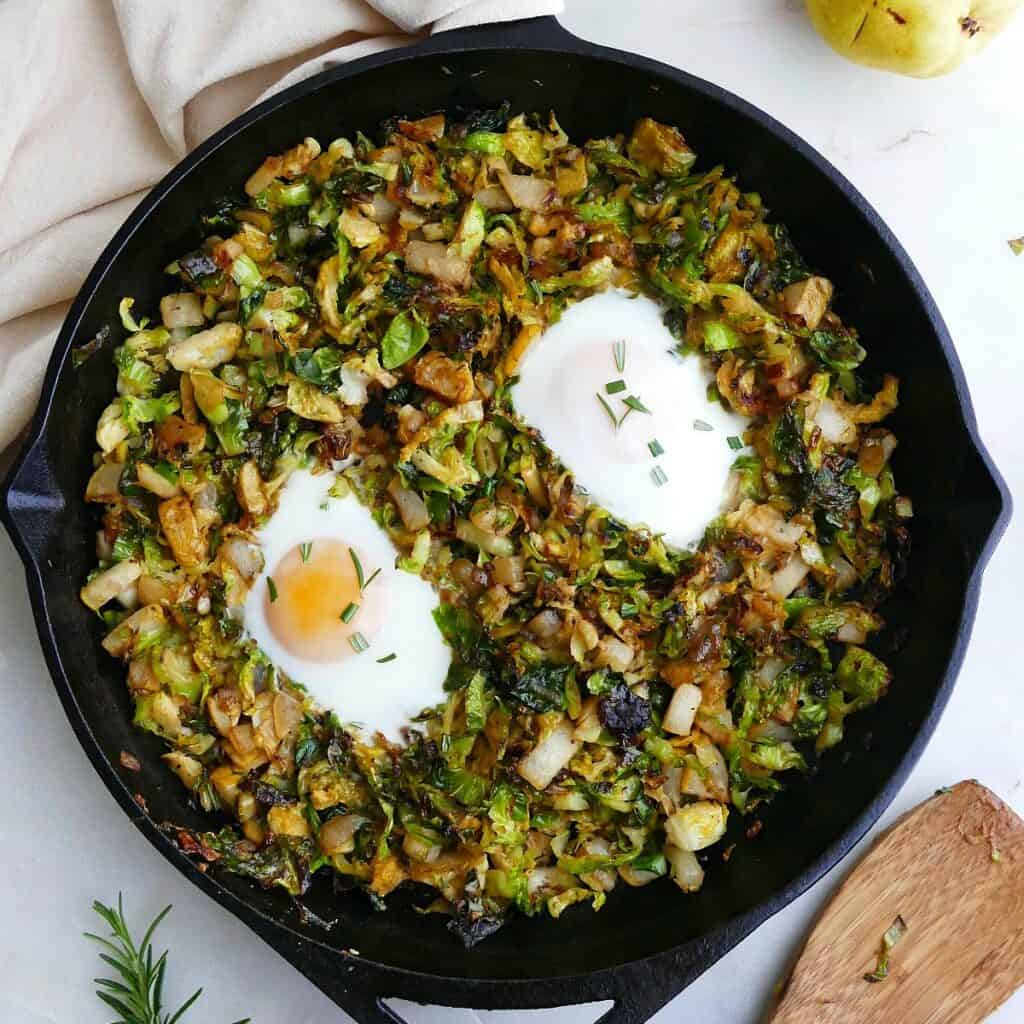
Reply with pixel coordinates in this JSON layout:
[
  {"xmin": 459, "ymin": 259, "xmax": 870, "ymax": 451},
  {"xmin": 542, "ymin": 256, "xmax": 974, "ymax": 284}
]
[{"xmin": 0, "ymin": 14, "xmax": 1011, "ymax": 1024}]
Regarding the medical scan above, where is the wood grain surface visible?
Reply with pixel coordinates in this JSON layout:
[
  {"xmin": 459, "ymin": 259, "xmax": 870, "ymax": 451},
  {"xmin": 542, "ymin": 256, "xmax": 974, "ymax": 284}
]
[{"xmin": 768, "ymin": 780, "xmax": 1024, "ymax": 1024}]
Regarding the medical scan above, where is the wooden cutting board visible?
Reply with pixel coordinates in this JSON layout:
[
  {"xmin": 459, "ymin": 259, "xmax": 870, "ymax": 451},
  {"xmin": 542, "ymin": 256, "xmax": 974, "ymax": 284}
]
[{"xmin": 768, "ymin": 780, "xmax": 1024, "ymax": 1024}]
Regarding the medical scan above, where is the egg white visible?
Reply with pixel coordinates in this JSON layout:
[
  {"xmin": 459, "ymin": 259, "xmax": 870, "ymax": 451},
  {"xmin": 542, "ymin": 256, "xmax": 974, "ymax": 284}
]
[
  {"xmin": 242, "ymin": 468, "xmax": 450, "ymax": 740},
  {"xmin": 512, "ymin": 290, "xmax": 748, "ymax": 548}
]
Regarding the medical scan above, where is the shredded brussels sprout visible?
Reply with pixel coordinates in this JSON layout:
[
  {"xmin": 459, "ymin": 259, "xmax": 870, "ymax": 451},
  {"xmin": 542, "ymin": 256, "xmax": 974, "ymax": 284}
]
[{"xmin": 80, "ymin": 110, "xmax": 910, "ymax": 944}]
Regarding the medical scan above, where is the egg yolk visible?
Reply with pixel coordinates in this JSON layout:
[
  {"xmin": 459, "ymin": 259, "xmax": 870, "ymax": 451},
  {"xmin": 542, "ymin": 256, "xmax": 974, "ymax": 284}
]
[{"xmin": 264, "ymin": 539, "xmax": 376, "ymax": 663}]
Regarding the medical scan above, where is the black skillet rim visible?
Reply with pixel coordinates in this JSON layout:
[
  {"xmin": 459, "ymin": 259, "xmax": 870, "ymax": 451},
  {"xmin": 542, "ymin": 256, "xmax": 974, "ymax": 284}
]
[{"xmin": 0, "ymin": 14, "xmax": 1012, "ymax": 1022}]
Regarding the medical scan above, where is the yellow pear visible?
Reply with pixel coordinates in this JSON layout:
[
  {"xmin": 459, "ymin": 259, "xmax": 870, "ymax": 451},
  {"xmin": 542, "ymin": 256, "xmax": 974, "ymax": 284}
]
[{"xmin": 806, "ymin": 0, "xmax": 1022, "ymax": 76}]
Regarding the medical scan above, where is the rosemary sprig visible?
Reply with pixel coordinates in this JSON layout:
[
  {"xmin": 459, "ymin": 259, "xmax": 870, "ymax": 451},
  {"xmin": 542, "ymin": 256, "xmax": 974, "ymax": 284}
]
[{"xmin": 86, "ymin": 895, "xmax": 250, "ymax": 1024}]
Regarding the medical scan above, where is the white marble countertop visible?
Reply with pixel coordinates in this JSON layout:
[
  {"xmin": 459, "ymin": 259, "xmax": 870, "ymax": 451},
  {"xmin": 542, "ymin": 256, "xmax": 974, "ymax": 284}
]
[{"xmin": 2, "ymin": 2, "xmax": 1023, "ymax": 1022}]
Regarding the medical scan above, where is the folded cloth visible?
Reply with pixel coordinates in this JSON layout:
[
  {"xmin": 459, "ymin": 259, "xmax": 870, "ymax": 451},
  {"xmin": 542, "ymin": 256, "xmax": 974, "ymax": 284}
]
[{"xmin": 0, "ymin": 0, "xmax": 562, "ymax": 453}]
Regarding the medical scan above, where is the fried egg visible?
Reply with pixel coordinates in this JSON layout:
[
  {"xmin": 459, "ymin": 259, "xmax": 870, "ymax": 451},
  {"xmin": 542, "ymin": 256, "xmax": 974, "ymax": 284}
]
[
  {"xmin": 512, "ymin": 290, "xmax": 747, "ymax": 548},
  {"xmin": 243, "ymin": 468, "xmax": 450, "ymax": 740}
]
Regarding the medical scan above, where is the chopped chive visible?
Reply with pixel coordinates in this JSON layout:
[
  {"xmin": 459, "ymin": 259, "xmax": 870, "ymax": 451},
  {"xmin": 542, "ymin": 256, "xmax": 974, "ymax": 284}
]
[
  {"xmin": 618, "ymin": 408, "xmax": 632, "ymax": 429},
  {"xmin": 727, "ymin": 435, "xmax": 743, "ymax": 451},
  {"xmin": 299, "ymin": 541, "xmax": 312, "ymax": 563},
  {"xmin": 623, "ymin": 395, "xmax": 652, "ymax": 415},
  {"xmin": 651, "ymin": 466, "xmax": 669, "ymax": 487},
  {"xmin": 340, "ymin": 601, "xmax": 360, "ymax": 623},
  {"xmin": 596, "ymin": 393, "xmax": 619, "ymax": 428},
  {"xmin": 349, "ymin": 632, "xmax": 370, "ymax": 653},
  {"xmin": 648, "ymin": 438, "xmax": 664, "ymax": 457},
  {"xmin": 613, "ymin": 339, "xmax": 626, "ymax": 373},
  {"xmin": 620, "ymin": 603, "xmax": 639, "ymax": 618},
  {"xmin": 693, "ymin": 418, "xmax": 713, "ymax": 432},
  {"xmin": 267, "ymin": 577, "xmax": 278, "ymax": 602},
  {"xmin": 318, "ymin": 501, "xmax": 329, "ymax": 511},
  {"xmin": 349, "ymin": 547, "xmax": 365, "ymax": 589},
  {"xmin": 605, "ymin": 379, "xmax": 626, "ymax": 395},
  {"xmin": 376, "ymin": 652, "xmax": 397, "ymax": 663},
  {"xmin": 362, "ymin": 567, "xmax": 382, "ymax": 590}
]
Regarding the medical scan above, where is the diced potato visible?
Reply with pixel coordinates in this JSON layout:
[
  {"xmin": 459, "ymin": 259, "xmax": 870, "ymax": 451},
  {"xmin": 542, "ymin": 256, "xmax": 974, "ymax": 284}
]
[
  {"xmin": 781, "ymin": 276, "xmax": 833, "ymax": 330},
  {"xmin": 158, "ymin": 496, "xmax": 206, "ymax": 569},
  {"xmin": 245, "ymin": 137, "xmax": 321, "ymax": 195},
  {"xmin": 555, "ymin": 153, "xmax": 588, "ymax": 197},
  {"xmin": 136, "ymin": 462, "xmax": 180, "ymax": 499},
  {"xmin": 518, "ymin": 718, "xmax": 580, "ymax": 790},
  {"xmin": 572, "ymin": 696, "xmax": 603, "ymax": 743},
  {"xmin": 141, "ymin": 690, "xmax": 184, "ymax": 737},
  {"xmin": 219, "ymin": 534, "xmax": 264, "ymax": 582},
  {"xmin": 663, "ymin": 683, "xmax": 702, "ymax": 737},
  {"xmin": 594, "ymin": 636, "xmax": 634, "ymax": 673},
  {"xmin": 768, "ymin": 553, "xmax": 810, "ymax": 599},
  {"xmin": 154, "ymin": 415, "xmax": 206, "ymax": 458},
  {"xmin": 399, "ymin": 113, "xmax": 446, "ymax": 143},
  {"xmin": 267, "ymin": 804, "xmax": 311, "ymax": 838},
  {"xmin": 81, "ymin": 560, "xmax": 142, "ymax": 611},
  {"xmin": 474, "ymin": 186, "xmax": 514, "ymax": 212},
  {"xmin": 272, "ymin": 691, "xmax": 303, "ymax": 740},
  {"xmin": 496, "ymin": 169, "xmax": 555, "ymax": 211},
  {"xmin": 665, "ymin": 844, "xmax": 705, "ymax": 892},
  {"xmin": 206, "ymin": 687, "xmax": 242, "ymax": 735},
  {"xmin": 665, "ymin": 801, "xmax": 729, "ymax": 852},
  {"xmin": 234, "ymin": 460, "xmax": 267, "ymax": 517},
  {"xmin": 85, "ymin": 462, "xmax": 124, "ymax": 503},
  {"xmin": 404, "ymin": 240, "xmax": 470, "ymax": 288},
  {"xmin": 387, "ymin": 476, "xmax": 429, "ymax": 531},
  {"xmin": 319, "ymin": 814, "xmax": 362, "ymax": 855},
  {"xmin": 102, "ymin": 604, "xmax": 166, "ymax": 657},
  {"xmin": 370, "ymin": 853, "xmax": 408, "ymax": 896},
  {"xmin": 160, "ymin": 293, "xmax": 205, "ymax": 329},
  {"xmin": 96, "ymin": 402, "xmax": 130, "ymax": 453},
  {"xmin": 163, "ymin": 751, "xmax": 202, "ymax": 789},
  {"xmin": 209, "ymin": 764, "xmax": 244, "ymax": 808},
  {"xmin": 167, "ymin": 323, "xmax": 242, "ymax": 371},
  {"xmin": 339, "ymin": 207, "xmax": 381, "ymax": 249}
]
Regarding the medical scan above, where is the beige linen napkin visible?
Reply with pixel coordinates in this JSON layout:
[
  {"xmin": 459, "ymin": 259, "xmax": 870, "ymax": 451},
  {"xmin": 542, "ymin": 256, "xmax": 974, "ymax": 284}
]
[{"xmin": 0, "ymin": 0, "xmax": 562, "ymax": 453}]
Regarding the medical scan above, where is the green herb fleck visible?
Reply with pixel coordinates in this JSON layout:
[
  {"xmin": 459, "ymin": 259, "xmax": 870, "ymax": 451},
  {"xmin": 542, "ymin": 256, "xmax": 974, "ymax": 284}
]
[
  {"xmin": 596, "ymin": 393, "xmax": 619, "ymax": 428},
  {"xmin": 651, "ymin": 466, "xmax": 668, "ymax": 487},
  {"xmin": 349, "ymin": 548, "xmax": 365, "ymax": 589},
  {"xmin": 605, "ymin": 379, "xmax": 626, "ymax": 395},
  {"xmin": 267, "ymin": 577, "xmax": 278, "ymax": 602},
  {"xmin": 648, "ymin": 438, "xmax": 664, "ymax": 457},
  {"xmin": 1009, "ymin": 236, "xmax": 1024, "ymax": 256},
  {"xmin": 299, "ymin": 541, "xmax": 312, "ymax": 563},
  {"xmin": 376, "ymin": 653, "xmax": 397, "ymax": 663},
  {"xmin": 727, "ymin": 435, "xmax": 743, "ymax": 451},
  {"xmin": 349, "ymin": 632, "xmax": 370, "ymax": 654},
  {"xmin": 864, "ymin": 915, "xmax": 908, "ymax": 983},
  {"xmin": 340, "ymin": 602, "xmax": 360, "ymax": 623},
  {"xmin": 622, "ymin": 395, "xmax": 652, "ymax": 415},
  {"xmin": 693, "ymin": 419, "xmax": 713, "ymax": 432},
  {"xmin": 613, "ymin": 339, "xmax": 626, "ymax": 373},
  {"xmin": 362, "ymin": 567, "xmax": 382, "ymax": 590}
]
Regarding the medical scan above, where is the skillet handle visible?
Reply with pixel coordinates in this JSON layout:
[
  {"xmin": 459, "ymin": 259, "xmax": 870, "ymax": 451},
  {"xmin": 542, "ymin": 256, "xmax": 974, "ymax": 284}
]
[
  {"xmin": 413, "ymin": 14, "xmax": 582, "ymax": 53},
  {"xmin": 0, "ymin": 432, "xmax": 64, "ymax": 565},
  {"xmin": 336, "ymin": 995, "xmax": 667, "ymax": 1024},
  {"xmin": 325, "ymin": 992, "xmax": 670, "ymax": 1024}
]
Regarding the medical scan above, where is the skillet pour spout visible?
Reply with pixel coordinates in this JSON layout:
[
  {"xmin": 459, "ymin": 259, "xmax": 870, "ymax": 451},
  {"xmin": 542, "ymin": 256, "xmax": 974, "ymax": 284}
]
[{"xmin": 0, "ymin": 14, "xmax": 1010, "ymax": 1024}]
